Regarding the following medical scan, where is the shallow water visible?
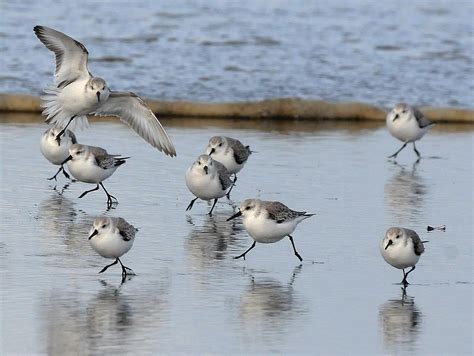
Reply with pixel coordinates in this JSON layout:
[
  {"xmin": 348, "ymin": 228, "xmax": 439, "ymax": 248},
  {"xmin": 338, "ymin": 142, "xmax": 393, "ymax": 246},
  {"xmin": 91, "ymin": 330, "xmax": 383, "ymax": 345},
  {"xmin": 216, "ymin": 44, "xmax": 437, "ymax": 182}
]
[
  {"xmin": 0, "ymin": 117, "xmax": 472, "ymax": 354},
  {"xmin": 1, "ymin": 0, "xmax": 473, "ymax": 108}
]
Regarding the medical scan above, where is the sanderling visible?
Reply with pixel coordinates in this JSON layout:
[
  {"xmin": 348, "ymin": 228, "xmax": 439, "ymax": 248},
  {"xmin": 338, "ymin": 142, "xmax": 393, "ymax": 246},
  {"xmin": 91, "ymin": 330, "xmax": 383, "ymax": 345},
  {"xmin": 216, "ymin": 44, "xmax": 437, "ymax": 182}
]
[
  {"xmin": 62, "ymin": 144, "xmax": 129, "ymax": 208},
  {"xmin": 227, "ymin": 199, "xmax": 314, "ymax": 261},
  {"xmin": 386, "ymin": 103, "xmax": 433, "ymax": 159},
  {"xmin": 40, "ymin": 126, "xmax": 77, "ymax": 180},
  {"xmin": 380, "ymin": 227, "xmax": 427, "ymax": 285},
  {"xmin": 33, "ymin": 25, "xmax": 176, "ymax": 156},
  {"xmin": 206, "ymin": 136, "xmax": 251, "ymax": 198},
  {"xmin": 89, "ymin": 216, "xmax": 138, "ymax": 278},
  {"xmin": 185, "ymin": 154, "xmax": 232, "ymax": 216}
]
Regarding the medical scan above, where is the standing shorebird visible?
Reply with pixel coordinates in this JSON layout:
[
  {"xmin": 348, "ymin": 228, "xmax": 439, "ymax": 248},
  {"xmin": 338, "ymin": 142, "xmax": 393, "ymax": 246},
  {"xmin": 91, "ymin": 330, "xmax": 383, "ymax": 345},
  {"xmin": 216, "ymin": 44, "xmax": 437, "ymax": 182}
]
[
  {"xmin": 227, "ymin": 199, "xmax": 314, "ymax": 261},
  {"xmin": 380, "ymin": 227, "xmax": 427, "ymax": 285},
  {"xmin": 206, "ymin": 136, "xmax": 251, "ymax": 198},
  {"xmin": 386, "ymin": 103, "xmax": 433, "ymax": 159},
  {"xmin": 89, "ymin": 216, "xmax": 138, "ymax": 279},
  {"xmin": 40, "ymin": 126, "xmax": 77, "ymax": 181},
  {"xmin": 33, "ymin": 25, "xmax": 176, "ymax": 156},
  {"xmin": 63, "ymin": 144, "xmax": 128, "ymax": 208},
  {"xmin": 185, "ymin": 154, "xmax": 232, "ymax": 216}
]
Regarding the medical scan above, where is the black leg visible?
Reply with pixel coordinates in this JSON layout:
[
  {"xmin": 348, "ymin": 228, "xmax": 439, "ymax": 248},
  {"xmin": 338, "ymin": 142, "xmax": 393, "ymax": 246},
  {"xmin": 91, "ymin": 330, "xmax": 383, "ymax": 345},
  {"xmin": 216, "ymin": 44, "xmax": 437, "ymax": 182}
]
[
  {"xmin": 226, "ymin": 174, "xmax": 237, "ymax": 199},
  {"xmin": 79, "ymin": 184, "xmax": 100, "ymax": 198},
  {"xmin": 47, "ymin": 165, "xmax": 65, "ymax": 181},
  {"xmin": 288, "ymin": 235, "xmax": 303, "ymax": 262},
  {"xmin": 234, "ymin": 241, "xmax": 256, "ymax": 260},
  {"xmin": 412, "ymin": 142, "xmax": 420, "ymax": 158},
  {"xmin": 401, "ymin": 266, "xmax": 416, "ymax": 286},
  {"xmin": 55, "ymin": 116, "xmax": 76, "ymax": 144},
  {"xmin": 388, "ymin": 142, "xmax": 408, "ymax": 159},
  {"xmin": 100, "ymin": 182, "xmax": 118, "ymax": 209},
  {"xmin": 61, "ymin": 166, "xmax": 71, "ymax": 180},
  {"xmin": 117, "ymin": 258, "xmax": 134, "ymax": 276},
  {"xmin": 186, "ymin": 197, "xmax": 198, "ymax": 211},
  {"xmin": 99, "ymin": 258, "xmax": 119, "ymax": 274},
  {"xmin": 208, "ymin": 198, "xmax": 219, "ymax": 216}
]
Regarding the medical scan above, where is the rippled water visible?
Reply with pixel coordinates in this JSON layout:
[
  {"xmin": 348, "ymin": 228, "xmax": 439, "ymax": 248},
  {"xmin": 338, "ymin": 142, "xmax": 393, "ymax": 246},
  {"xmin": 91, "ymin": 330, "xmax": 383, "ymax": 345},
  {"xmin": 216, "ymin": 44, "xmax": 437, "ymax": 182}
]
[
  {"xmin": 0, "ymin": 116, "xmax": 472, "ymax": 354},
  {"xmin": 1, "ymin": 0, "xmax": 473, "ymax": 108}
]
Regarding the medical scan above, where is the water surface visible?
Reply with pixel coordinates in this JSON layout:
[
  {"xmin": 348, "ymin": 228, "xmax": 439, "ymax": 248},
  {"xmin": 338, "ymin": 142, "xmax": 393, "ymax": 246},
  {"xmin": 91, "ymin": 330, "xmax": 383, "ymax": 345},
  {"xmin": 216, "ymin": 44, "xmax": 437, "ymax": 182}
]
[{"xmin": 0, "ymin": 117, "xmax": 472, "ymax": 354}]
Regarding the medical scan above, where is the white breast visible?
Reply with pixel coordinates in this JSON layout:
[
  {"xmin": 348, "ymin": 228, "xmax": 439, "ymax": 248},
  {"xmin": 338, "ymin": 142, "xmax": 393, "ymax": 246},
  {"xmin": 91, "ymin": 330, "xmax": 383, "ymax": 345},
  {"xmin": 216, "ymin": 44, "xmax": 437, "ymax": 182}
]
[
  {"xmin": 244, "ymin": 214, "xmax": 297, "ymax": 243},
  {"xmin": 68, "ymin": 157, "xmax": 117, "ymax": 183},
  {"xmin": 185, "ymin": 168, "xmax": 226, "ymax": 200},
  {"xmin": 90, "ymin": 230, "xmax": 133, "ymax": 258}
]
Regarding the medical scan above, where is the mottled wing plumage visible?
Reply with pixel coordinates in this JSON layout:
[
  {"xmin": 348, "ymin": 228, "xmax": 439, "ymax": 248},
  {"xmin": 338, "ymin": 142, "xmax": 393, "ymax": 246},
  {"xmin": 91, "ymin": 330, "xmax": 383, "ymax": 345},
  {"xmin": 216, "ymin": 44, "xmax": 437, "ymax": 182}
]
[
  {"xmin": 405, "ymin": 228, "xmax": 425, "ymax": 256},
  {"xmin": 88, "ymin": 146, "xmax": 109, "ymax": 157},
  {"xmin": 33, "ymin": 25, "xmax": 90, "ymax": 86},
  {"xmin": 226, "ymin": 137, "xmax": 251, "ymax": 164},
  {"xmin": 214, "ymin": 161, "xmax": 232, "ymax": 190},
  {"xmin": 115, "ymin": 217, "xmax": 137, "ymax": 241},
  {"xmin": 263, "ymin": 201, "xmax": 306, "ymax": 223},
  {"xmin": 413, "ymin": 108, "xmax": 432, "ymax": 128},
  {"xmin": 66, "ymin": 129, "xmax": 78, "ymax": 144},
  {"xmin": 92, "ymin": 91, "xmax": 176, "ymax": 156}
]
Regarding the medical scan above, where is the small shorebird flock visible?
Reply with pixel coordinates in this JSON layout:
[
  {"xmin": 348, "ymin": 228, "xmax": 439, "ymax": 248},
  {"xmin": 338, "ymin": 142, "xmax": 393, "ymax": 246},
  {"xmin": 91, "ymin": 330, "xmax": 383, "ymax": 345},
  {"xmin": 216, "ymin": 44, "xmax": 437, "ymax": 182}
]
[{"xmin": 36, "ymin": 25, "xmax": 435, "ymax": 284}]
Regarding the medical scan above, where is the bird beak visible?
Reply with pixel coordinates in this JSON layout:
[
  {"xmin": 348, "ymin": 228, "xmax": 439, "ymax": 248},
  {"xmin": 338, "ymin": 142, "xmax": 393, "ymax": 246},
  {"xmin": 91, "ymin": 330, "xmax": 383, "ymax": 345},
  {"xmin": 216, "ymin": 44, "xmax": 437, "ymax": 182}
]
[
  {"xmin": 204, "ymin": 166, "xmax": 208, "ymax": 174},
  {"xmin": 227, "ymin": 210, "xmax": 242, "ymax": 221},
  {"xmin": 61, "ymin": 155, "xmax": 73, "ymax": 165},
  {"xmin": 393, "ymin": 114, "xmax": 399, "ymax": 121},
  {"xmin": 89, "ymin": 229, "xmax": 98, "ymax": 240},
  {"xmin": 385, "ymin": 239, "xmax": 393, "ymax": 250},
  {"xmin": 209, "ymin": 148, "xmax": 215, "ymax": 155},
  {"xmin": 96, "ymin": 91, "xmax": 101, "ymax": 102}
]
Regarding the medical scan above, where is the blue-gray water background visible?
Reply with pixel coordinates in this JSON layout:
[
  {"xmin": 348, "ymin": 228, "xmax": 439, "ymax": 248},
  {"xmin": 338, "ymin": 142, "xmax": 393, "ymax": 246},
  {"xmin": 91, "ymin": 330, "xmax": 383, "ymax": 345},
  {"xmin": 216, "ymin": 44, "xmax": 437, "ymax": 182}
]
[{"xmin": 0, "ymin": 0, "xmax": 473, "ymax": 108}]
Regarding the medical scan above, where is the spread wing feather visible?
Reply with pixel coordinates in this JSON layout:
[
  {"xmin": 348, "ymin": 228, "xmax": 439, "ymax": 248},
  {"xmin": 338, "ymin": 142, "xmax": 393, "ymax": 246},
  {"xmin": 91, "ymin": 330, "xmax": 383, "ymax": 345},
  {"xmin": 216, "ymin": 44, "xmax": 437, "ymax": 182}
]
[
  {"xmin": 34, "ymin": 25, "xmax": 91, "ymax": 86},
  {"xmin": 92, "ymin": 92, "xmax": 176, "ymax": 157}
]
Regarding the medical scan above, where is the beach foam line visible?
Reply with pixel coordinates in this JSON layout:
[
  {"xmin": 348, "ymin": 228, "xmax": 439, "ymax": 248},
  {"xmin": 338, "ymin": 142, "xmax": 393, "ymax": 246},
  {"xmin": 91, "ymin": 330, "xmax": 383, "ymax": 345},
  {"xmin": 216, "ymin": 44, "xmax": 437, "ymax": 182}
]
[{"xmin": 0, "ymin": 94, "xmax": 472, "ymax": 123}]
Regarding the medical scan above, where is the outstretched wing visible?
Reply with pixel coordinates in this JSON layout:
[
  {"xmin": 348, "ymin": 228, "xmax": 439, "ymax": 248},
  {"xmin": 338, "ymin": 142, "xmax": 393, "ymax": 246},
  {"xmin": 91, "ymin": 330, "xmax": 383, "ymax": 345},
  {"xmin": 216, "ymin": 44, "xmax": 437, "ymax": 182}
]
[
  {"xmin": 414, "ymin": 108, "xmax": 432, "ymax": 129},
  {"xmin": 34, "ymin": 25, "xmax": 91, "ymax": 86},
  {"xmin": 92, "ymin": 92, "xmax": 176, "ymax": 157}
]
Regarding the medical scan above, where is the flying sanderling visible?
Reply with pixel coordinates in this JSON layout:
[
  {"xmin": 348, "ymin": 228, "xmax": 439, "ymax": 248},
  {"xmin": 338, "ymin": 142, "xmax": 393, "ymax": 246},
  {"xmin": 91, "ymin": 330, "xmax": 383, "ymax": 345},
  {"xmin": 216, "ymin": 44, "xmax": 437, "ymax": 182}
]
[
  {"xmin": 40, "ymin": 126, "xmax": 77, "ymax": 181},
  {"xmin": 89, "ymin": 216, "xmax": 138, "ymax": 278},
  {"xmin": 62, "ymin": 143, "xmax": 129, "ymax": 208},
  {"xmin": 206, "ymin": 136, "xmax": 251, "ymax": 198},
  {"xmin": 386, "ymin": 103, "xmax": 433, "ymax": 159},
  {"xmin": 380, "ymin": 227, "xmax": 427, "ymax": 285},
  {"xmin": 185, "ymin": 154, "xmax": 232, "ymax": 216},
  {"xmin": 227, "ymin": 199, "xmax": 314, "ymax": 261},
  {"xmin": 33, "ymin": 25, "xmax": 176, "ymax": 156}
]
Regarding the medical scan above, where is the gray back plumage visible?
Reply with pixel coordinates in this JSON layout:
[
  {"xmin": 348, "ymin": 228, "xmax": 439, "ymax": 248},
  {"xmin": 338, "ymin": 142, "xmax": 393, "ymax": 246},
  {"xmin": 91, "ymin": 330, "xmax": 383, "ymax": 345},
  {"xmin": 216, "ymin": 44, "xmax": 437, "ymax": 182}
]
[
  {"xmin": 405, "ymin": 228, "xmax": 425, "ymax": 256},
  {"xmin": 114, "ymin": 217, "xmax": 137, "ymax": 241},
  {"xmin": 214, "ymin": 160, "xmax": 232, "ymax": 190},
  {"xmin": 413, "ymin": 108, "xmax": 432, "ymax": 128},
  {"xmin": 226, "ymin": 137, "xmax": 251, "ymax": 164},
  {"xmin": 263, "ymin": 201, "xmax": 308, "ymax": 223}
]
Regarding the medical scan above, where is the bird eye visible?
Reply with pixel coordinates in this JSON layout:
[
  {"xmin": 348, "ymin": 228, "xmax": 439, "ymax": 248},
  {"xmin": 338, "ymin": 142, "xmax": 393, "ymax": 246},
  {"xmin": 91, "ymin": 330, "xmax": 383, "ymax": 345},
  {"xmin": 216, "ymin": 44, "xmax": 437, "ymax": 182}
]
[
  {"xmin": 219, "ymin": 143, "xmax": 222, "ymax": 147},
  {"xmin": 396, "ymin": 235, "xmax": 400, "ymax": 239},
  {"xmin": 198, "ymin": 161, "xmax": 201, "ymax": 165},
  {"xmin": 245, "ymin": 206, "xmax": 251, "ymax": 210},
  {"xmin": 102, "ymin": 224, "xmax": 106, "ymax": 228},
  {"xmin": 402, "ymin": 110, "xmax": 407, "ymax": 114}
]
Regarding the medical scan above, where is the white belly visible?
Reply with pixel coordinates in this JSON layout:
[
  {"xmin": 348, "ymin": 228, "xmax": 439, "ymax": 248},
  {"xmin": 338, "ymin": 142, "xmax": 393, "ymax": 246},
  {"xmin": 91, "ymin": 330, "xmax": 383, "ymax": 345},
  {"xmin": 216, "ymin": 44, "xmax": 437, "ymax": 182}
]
[
  {"xmin": 68, "ymin": 158, "xmax": 116, "ymax": 183},
  {"xmin": 40, "ymin": 137, "xmax": 71, "ymax": 165},
  {"xmin": 185, "ymin": 169, "xmax": 226, "ymax": 200},
  {"xmin": 211, "ymin": 151, "xmax": 244, "ymax": 174},
  {"xmin": 380, "ymin": 241, "xmax": 420, "ymax": 269},
  {"xmin": 244, "ymin": 215, "xmax": 297, "ymax": 243},
  {"xmin": 386, "ymin": 117, "xmax": 427, "ymax": 143},
  {"xmin": 90, "ymin": 232, "xmax": 133, "ymax": 259},
  {"xmin": 57, "ymin": 80, "xmax": 101, "ymax": 116}
]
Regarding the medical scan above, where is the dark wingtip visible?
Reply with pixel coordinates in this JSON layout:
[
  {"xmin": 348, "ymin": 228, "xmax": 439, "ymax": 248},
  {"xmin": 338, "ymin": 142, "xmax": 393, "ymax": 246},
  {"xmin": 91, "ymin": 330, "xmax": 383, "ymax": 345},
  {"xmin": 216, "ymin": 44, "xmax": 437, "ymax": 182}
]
[{"xmin": 427, "ymin": 226, "xmax": 434, "ymax": 231}]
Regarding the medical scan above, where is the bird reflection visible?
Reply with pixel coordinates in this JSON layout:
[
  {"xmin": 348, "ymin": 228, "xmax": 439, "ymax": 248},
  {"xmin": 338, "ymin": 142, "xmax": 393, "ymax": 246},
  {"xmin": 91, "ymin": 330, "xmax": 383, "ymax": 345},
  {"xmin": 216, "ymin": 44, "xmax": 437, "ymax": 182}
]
[
  {"xmin": 239, "ymin": 265, "xmax": 307, "ymax": 343},
  {"xmin": 378, "ymin": 286, "xmax": 422, "ymax": 353},
  {"xmin": 384, "ymin": 160, "xmax": 427, "ymax": 223},
  {"xmin": 185, "ymin": 214, "xmax": 243, "ymax": 269}
]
